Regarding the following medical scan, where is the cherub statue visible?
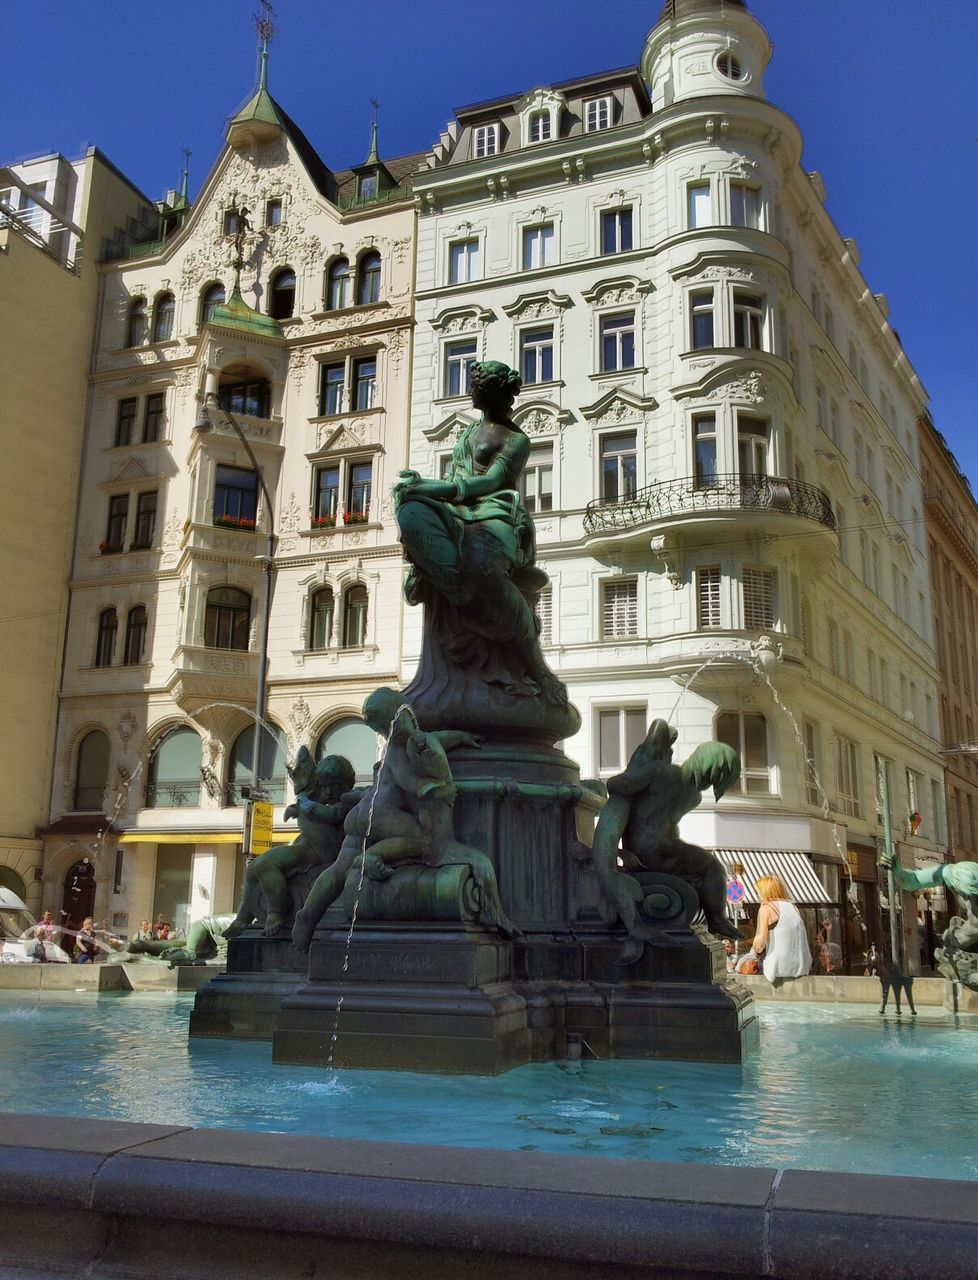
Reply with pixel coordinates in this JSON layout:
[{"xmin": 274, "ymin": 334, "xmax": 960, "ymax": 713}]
[
  {"xmin": 225, "ymin": 749, "xmax": 358, "ymax": 939},
  {"xmin": 292, "ymin": 687, "xmax": 517, "ymax": 950},
  {"xmin": 591, "ymin": 718, "xmax": 742, "ymax": 964}
]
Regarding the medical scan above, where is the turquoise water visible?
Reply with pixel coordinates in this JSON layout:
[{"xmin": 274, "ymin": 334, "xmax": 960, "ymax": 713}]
[{"xmin": 2, "ymin": 991, "xmax": 975, "ymax": 1180}]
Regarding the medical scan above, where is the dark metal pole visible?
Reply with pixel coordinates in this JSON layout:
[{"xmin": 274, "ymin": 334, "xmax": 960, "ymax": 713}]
[{"xmin": 877, "ymin": 759, "xmax": 902, "ymax": 968}]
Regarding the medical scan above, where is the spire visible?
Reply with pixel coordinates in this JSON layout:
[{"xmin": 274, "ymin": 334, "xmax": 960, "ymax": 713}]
[
  {"xmin": 177, "ymin": 146, "xmax": 191, "ymax": 207},
  {"xmin": 226, "ymin": 2, "xmax": 284, "ymax": 148},
  {"xmin": 364, "ymin": 98, "xmax": 381, "ymax": 166}
]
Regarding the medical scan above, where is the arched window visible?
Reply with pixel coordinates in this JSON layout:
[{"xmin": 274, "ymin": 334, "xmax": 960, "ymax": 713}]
[
  {"xmin": 152, "ymin": 292, "xmax": 175, "ymax": 343},
  {"xmin": 326, "ymin": 258, "xmax": 350, "ymax": 310},
  {"xmin": 528, "ymin": 109, "xmax": 551, "ymax": 143},
  {"xmin": 316, "ymin": 717, "xmax": 379, "ymax": 786},
  {"xmin": 74, "ymin": 730, "xmax": 110, "ymax": 811},
  {"xmin": 227, "ymin": 723, "xmax": 288, "ymax": 805},
  {"xmin": 716, "ymin": 711, "xmax": 771, "ymax": 795},
  {"xmin": 204, "ymin": 586, "xmax": 251, "ymax": 650},
  {"xmin": 309, "ymin": 587, "xmax": 334, "ymax": 650},
  {"xmin": 342, "ymin": 583, "xmax": 368, "ymax": 648},
  {"xmin": 126, "ymin": 297, "xmax": 148, "ymax": 347},
  {"xmin": 145, "ymin": 726, "xmax": 202, "ymax": 808},
  {"xmin": 269, "ymin": 267, "xmax": 296, "ymax": 319},
  {"xmin": 94, "ymin": 608, "xmax": 117, "ymax": 668},
  {"xmin": 356, "ymin": 251, "xmax": 381, "ymax": 305},
  {"xmin": 123, "ymin": 605, "xmax": 147, "ymax": 664},
  {"xmin": 200, "ymin": 282, "xmax": 225, "ymax": 327}
]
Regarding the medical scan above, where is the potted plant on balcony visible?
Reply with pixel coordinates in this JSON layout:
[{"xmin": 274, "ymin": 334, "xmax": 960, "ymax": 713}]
[
  {"xmin": 213, "ymin": 514, "xmax": 257, "ymax": 531},
  {"xmin": 343, "ymin": 510, "xmax": 369, "ymax": 526},
  {"xmin": 312, "ymin": 514, "xmax": 337, "ymax": 530}
]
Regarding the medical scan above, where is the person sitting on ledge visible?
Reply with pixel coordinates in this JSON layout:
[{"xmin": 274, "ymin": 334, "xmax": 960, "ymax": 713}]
[{"xmin": 747, "ymin": 876, "xmax": 812, "ymax": 983}]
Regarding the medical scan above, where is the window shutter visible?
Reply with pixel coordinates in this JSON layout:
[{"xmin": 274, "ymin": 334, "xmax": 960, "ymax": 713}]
[
  {"xmin": 537, "ymin": 586, "xmax": 553, "ymax": 646},
  {"xmin": 696, "ymin": 567, "xmax": 721, "ymax": 628},
  {"xmin": 602, "ymin": 579, "xmax": 637, "ymax": 639},
  {"xmin": 743, "ymin": 568, "xmax": 775, "ymax": 631}
]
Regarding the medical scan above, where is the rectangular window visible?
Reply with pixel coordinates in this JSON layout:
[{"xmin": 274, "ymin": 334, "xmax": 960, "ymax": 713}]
[
  {"xmin": 353, "ymin": 357, "xmax": 376, "ymax": 411},
  {"xmin": 815, "ymin": 381, "xmax": 827, "ymax": 434},
  {"xmin": 105, "ymin": 494, "xmax": 128, "ymax": 549},
  {"xmin": 537, "ymin": 585, "xmax": 553, "ymax": 646},
  {"xmin": 737, "ymin": 416, "xmax": 768, "ymax": 479},
  {"xmin": 717, "ymin": 711, "xmax": 771, "ymax": 794},
  {"xmin": 693, "ymin": 414, "xmax": 717, "ymax": 489},
  {"xmin": 732, "ymin": 292, "xmax": 763, "ymax": 349},
  {"xmin": 690, "ymin": 290, "xmax": 714, "ymax": 349},
  {"xmin": 316, "ymin": 466, "xmax": 340, "ymax": 520},
  {"xmin": 520, "ymin": 447, "xmax": 553, "ymax": 514},
  {"xmin": 214, "ymin": 465, "xmax": 258, "ymax": 524},
  {"xmin": 529, "ymin": 111, "xmax": 551, "ymax": 143},
  {"xmin": 346, "ymin": 461, "xmax": 372, "ymax": 519},
  {"xmin": 601, "ymin": 207, "xmax": 633, "ymax": 255},
  {"xmin": 222, "ymin": 209, "xmax": 239, "ymax": 236},
  {"xmin": 597, "ymin": 706, "xmax": 646, "ymax": 774},
  {"xmin": 687, "ymin": 182, "xmax": 712, "ymax": 229},
  {"xmin": 319, "ymin": 363, "xmax": 345, "ymax": 416},
  {"xmin": 729, "ymin": 182, "xmax": 759, "ymax": 229},
  {"xmin": 696, "ymin": 566, "xmax": 721, "ymax": 629},
  {"xmin": 444, "ymin": 340, "xmax": 477, "ymax": 398},
  {"xmin": 132, "ymin": 491, "xmax": 157, "ymax": 547},
  {"xmin": 600, "ymin": 432, "xmax": 637, "ymax": 503},
  {"xmin": 523, "ymin": 223, "xmax": 555, "ymax": 270},
  {"xmin": 743, "ymin": 567, "xmax": 775, "ymax": 631},
  {"xmin": 601, "ymin": 579, "xmax": 638, "ymax": 640},
  {"xmin": 218, "ymin": 379, "xmax": 268, "ymax": 418},
  {"xmin": 907, "ymin": 768, "xmax": 921, "ymax": 827},
  {"xmin": 143, "ymin": 392, "xmax": 165, "ymax": 443},
  {"xmin": 599, "ymin": 312, "xmax": 635, "ymax": 371},
  {"xmin": 804, "ymin": 721, "xmax": 820, "ymax": 807},
  {"xmin": 358, "ymin": 173, "xmax": 378, "ymax": 200},
  {"xmin": 265, "ymin": 198, "xmax": 283, "ymax": 226},
  {"xmin": 449, "ymin": 238, "xmax": 480, "ymax": 284},
  {"xmin": 473, "ymin": 123, "xmax": 499, "ymax": 158},
  {"xmin": 835, "ymin": 734, "xmax": 860, "ymax": 817},
  {"xmin": 584, "ymin": 96, "xmax": 612, "ymax": 132},
  {"xmin": 931, "ymin": 778, "xmax": 945, "ymax": 844},
  {"xmin": 115, "ymin": 398, "xmax": 138, "ymax": 448},
  {"xmin": 520, "ymin": 326, "xmax": 554, "ymax": 384}
]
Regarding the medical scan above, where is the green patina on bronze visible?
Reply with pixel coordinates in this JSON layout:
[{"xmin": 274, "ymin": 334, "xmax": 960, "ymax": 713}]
[
  {"xmin": 592, "ymin": 720, "xmax": 742, "ymax": 964},
  {"xmin": 880, "ymin": 853, "xmax": 978, "ymax": 989}
]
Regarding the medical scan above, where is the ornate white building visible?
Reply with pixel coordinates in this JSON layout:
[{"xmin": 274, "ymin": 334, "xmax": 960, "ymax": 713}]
[
  {"xmin": 404, "ymin": 0, "xmax": 944, "ymax": 969},
  {"xmin": 44, "ymin": 57, "xmax": 422, "ymax": 936}
]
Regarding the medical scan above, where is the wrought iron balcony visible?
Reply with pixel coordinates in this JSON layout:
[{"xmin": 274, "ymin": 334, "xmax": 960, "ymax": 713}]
[{"xmin": 583, "ymin": 473, "xmax": 836, "ymax": 537}]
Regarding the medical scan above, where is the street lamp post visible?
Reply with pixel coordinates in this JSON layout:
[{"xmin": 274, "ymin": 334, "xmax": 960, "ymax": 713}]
[{"xmin": 194, "ymin": 391, "xmax": 276, "ymax": 851}]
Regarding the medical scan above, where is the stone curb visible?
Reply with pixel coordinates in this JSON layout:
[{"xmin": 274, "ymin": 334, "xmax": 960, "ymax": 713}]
[{"xmin": 1, "ymin": 1113, "xmax": 977, "ymax": 1279}]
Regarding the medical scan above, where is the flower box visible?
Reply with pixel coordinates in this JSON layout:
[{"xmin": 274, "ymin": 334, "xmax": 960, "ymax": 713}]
[
  {"xmin": 312, "ymin": 515, "xmax": 337, "ymax": 529},
  {"xmin": 213, "ymin": 515, "xmax": 257, "ymax": 531},
  {"xmin": 343, "ymin": 511, "xmax": 369, "ymax": 526}
]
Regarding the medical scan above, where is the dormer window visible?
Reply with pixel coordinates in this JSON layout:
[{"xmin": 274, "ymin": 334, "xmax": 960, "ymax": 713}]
[
  {"xmin": 528, "ymin": 111, "xmax": 551, "ymax": 143},
  {"xmin": 584, "ymin": 96, "xmax": 612, "ymax": 132},
  {"xmin": 359, "ymin": 173, "xmax": 378, "ymax": 200},
  {"xmin": 473, "ymin": 124, "xmax": 499, "ymax": 159}
]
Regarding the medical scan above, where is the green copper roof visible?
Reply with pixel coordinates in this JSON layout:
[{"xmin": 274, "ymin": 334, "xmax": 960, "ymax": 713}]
[
  {"xmin": 209, "ymin": 285, "xmax": 280, "ymax": 338},
  {"xmin": 229, "ymin": 84, "xmax": 284, "ymax": 130}
]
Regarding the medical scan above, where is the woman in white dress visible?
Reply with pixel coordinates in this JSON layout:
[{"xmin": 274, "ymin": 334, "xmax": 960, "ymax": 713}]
[{"xmin": 748, "ymin": 875, "xmax": 812, "ymax": 982}]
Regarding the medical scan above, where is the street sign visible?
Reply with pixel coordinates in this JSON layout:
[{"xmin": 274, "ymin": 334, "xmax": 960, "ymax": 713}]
[
  {"xmin": 250, "ymin": 800, "xmax": 274, "ymax": 855},
  {"xmin": 726, "ymin": 880, "xmax": 745, "ymax": 904}
]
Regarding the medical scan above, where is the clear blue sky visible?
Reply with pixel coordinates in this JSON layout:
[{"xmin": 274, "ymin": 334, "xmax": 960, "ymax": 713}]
[{"xmin": 5, "ymin": 1, "xmax": 977, "ymax": 480}]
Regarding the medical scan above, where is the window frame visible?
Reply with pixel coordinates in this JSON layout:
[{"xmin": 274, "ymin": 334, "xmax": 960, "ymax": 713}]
[
  {"xmin": 448, "ymin": 237, "xmax": 481, "ymax": 285},
  {"xmin": 105, "ymin": 494, "xmax": 128, "ymax": 550},
  {"xmin": 599, "ymin": 311, "xmax": 636, "ymax": 373},
  {"xmin": 126, "ymin": 296, "xmax": 148, "ymax": 348},
  {"xmin": 142, "ymin": 392, "xmax": 165, "ymax": 444},
  {"xmin": 519, "ymin": 325, "xmax": 555, "ymax": 386},
  {"xmin": 696, "ymin": 566, "xmax": 722, "ymax": 629},
  {"xmin": 599, "ymin": 431, "xmax": 638, "ymax": 504},
  {"xmin": 472, "ymin": 123, "xmax": 500, "ymax": 159},
  {"xmin": 204, "ymin": 586, "xmax": 251, "ymax": 651},
  {"xmin": 600, "ymin": 206, "xmax": 633, "ymax": 255},
  {"xmin": 308, "ymin": 586, "xmax": 335, "ymax": 650},
  {"xmin": 522, "ymin": 222, "xmax": 555, "ymax": 271},
  {"xmin": 693, "ymin": 413, "xmax": 718, "ymax": 489},
  {"xmin": 94, "ymin": 608, "xmax": 117, "ymax": 668},
  {"xmin": 356, "ymin": 251, "xmax": 382, "ymax": 306},
  {"xmin": 595, "ymin": 705, "xmax": 647, "ymax": 777},
  {"xmin": 742, "ymin": 566, "xmax": 776, "ymax": 632},
  {"xmin": 123, "ymin": 604, "xmax": 147, "ymax": 665},
  {"xmin": 342, "ymin": 583, "xmax": 369, "ymax": 648},
  {"xmin": 732, "ymin": 290, "xmax": 765, "ymax": 350},
  {"xmin": 583, "ymin": 95, "xmax": 613, "ymax": 133},
  {"xmin": 132, "ymin": 490, "xmax": 157, "ymax": 548},
  {"xmin": 519, "ymin": 445, "xmax": 554, "ymax": 514},
  {"xmin": 729, "ymin": 182, "xmax": 760, "ymax": 230},
  {"xmin": 687, "ymin": 181, "xmax": 713, "ymax": 230},
  {"xmin": 213, "ymin": 464, "xmax": 259, "ymax": 527},
  {"xmin": 834, "ymin": 733, "xmax": 861, "ymax": 817},
  {"xmin": 443, "ymin": 338, "xmax": 478, "ymax": 399},
  {"xmin": 717, "ymin": 710, "xmax": 772, "ymax": 795},
  {"xmin": 269, "ymin": 266, "xmax": 297, "ymax": 320},
  {"xmin": 200, "ymin": 282, "xmax": 225, "ymax": 327},
  {"xmin": 152, "ymin": 292, "xmax": 175, "ymax": 343},
  {"xmin": 325, "ymin": 257, "xmax": 351, "ymax": 311},
  {"xmin": 115, "ymin": 397, "xmax": 138, "ymax": 448},
  {"xmin": 689, "ymin": 289, "xmax": 715, "ymax": 350}
]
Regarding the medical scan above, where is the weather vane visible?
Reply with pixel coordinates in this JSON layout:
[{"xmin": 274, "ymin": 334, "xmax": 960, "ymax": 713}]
[{"xmin": 254, "ymin": 0, "xmax": 276, "ymax": 46}]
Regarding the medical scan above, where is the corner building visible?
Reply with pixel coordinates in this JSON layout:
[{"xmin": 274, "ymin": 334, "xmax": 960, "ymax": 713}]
[
  {"xmin": 404, "ymin": 0, "xmax": 944, "ymax": 970},
  {"xmin": 45, "ymin": 65, "xmax": 421, "ymax": 937}
]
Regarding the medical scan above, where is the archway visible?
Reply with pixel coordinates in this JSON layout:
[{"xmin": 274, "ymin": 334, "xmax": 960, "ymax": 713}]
[{"xmin": 0, "ymin": 866, "xmax": 27, "ymax": 901}]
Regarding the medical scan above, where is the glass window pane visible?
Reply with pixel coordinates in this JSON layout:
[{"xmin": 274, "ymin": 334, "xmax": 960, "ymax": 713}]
[
  {"xmin": 743, "ymin": 714, "xmax": 768, "ymax": 769},
  {"xmin": 598, "ymin": 711, "xmax": 620, "ymax": 772},
  {"xmin": 624, "ymin": 709, "xmax": 647, "ymax": 760}
]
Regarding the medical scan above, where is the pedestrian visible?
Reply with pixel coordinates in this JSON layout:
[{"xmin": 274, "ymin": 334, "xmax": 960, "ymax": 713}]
[
  {"xmin": 74, "ymin": 918, "xmax": 98, "ymax": 964},
  {"xmin": 745, "ymin": 876, "xmax": 812, "ymax": 983}
]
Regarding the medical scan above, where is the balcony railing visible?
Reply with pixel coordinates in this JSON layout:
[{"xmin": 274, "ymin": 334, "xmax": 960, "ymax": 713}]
[
  {"xmin": 144, "ymin": 779, "xmax": 202, "ymax": 809},
  {"xmin": 584, "ymin": 473, "xmax": 836, "ymax": 536}
]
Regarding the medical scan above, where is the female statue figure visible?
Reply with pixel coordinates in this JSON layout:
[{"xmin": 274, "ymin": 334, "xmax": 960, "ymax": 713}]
[{"xmin": 395, "ymin": 360, "xmax": 570, "ymax": 720}]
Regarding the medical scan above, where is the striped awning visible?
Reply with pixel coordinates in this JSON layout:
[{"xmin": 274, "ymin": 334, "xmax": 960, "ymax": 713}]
[{"xmin": 720, "ymin": 850, "xmax": 833, "ymax": 905}]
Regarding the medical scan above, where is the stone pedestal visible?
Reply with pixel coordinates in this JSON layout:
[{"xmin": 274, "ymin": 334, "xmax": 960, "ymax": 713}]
[{"xmin": 189, "ymin": 930, "xmax": 309, "ymax": 1041}]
